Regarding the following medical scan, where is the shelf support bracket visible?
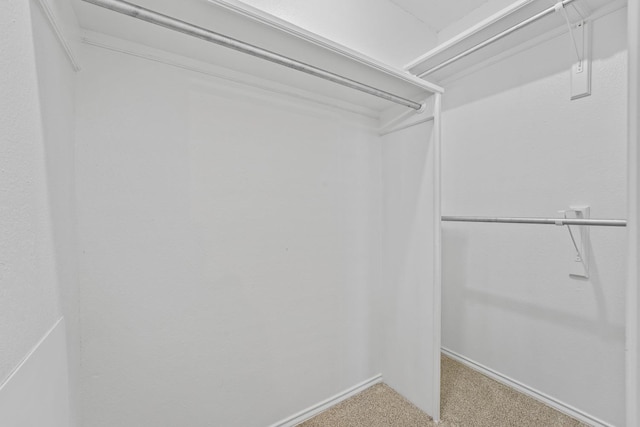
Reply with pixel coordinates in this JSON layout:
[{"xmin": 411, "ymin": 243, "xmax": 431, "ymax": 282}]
[
  {"xmin": 557, "ymin": 3, "xmax": 583, "ymax": 64},
  {"xmin": 558, "ymin": 206, "xmax": 590, "ymax": 279},
  {"xmin": 569, "ymin": 19, "xmax": 591, "ymax": 100},
  {"xmin": 555, "ymin": 2, "xmax": 593, "ymax": 100}
]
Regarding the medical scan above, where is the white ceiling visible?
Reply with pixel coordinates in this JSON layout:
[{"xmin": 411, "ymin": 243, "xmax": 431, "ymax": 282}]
[{"xmin": 387, "ymin": 0, "xmax": 491, "ymax": 32}]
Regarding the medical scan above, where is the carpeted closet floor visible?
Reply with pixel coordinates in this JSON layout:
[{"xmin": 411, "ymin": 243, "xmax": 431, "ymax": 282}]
[{"xmin": 299, "ymin": 355, "xmax": 587, "ymax": 427}]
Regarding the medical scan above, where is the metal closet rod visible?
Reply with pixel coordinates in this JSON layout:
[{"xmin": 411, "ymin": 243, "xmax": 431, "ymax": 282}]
[
  {"xmin": 442, "ymin": 216, "xmax": 627, "ymax": 227},
  {"xmin": 82, "ymin": 0, "xmax": 425, "ymax": 111},
  {"xmin": 419, "ymin": 0, "xmax": 577, "ymax": 77}
]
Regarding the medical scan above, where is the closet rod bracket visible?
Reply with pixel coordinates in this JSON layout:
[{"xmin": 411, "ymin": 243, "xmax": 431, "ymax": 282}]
[
  {"xmin": 558, "ymin": 206, "xmax": 590, "ymax": 279},
  {"xmin": 417, "ymin": 103, "xmax": 428, "ymax": 114}
]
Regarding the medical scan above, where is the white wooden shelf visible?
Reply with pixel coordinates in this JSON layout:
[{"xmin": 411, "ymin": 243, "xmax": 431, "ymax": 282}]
[
  {"xmin": 71, "ymin": 0, "xmax": 440, "ymax": 116},
  {"xmin": 405, "ymin": 0, "xmax": 625, "ymax": 82}
]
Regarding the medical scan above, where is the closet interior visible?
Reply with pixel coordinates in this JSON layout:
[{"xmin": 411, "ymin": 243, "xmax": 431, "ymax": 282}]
[{"xmin": 0, "ymin": 0, "xmax": 636, "ymax": 426}]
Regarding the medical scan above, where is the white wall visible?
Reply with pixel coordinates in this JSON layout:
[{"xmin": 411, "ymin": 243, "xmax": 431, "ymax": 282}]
[
  {"xmin": 0, "ymin": 0, "xmax": 77, "ymax": 425},
  {"xmin": 376, "ymin": 120, "xmax": 439, "ymax": 417},
  {"xmin": 628, "ymin": 0, "xmax": 640, "ymax": 425},
  {"xmin": 75, "ymin": 42, "xmax": 383, "ymax": 427},
  {"xmin": 239, "ymin": 0, "xmax": 438, "ymax": 68},
  {"xmin": 0, "ymin": 0, "xmax": 61, "ymax": 385},
  {"xmin": 441, "ymin": 8, "xmax": 627, "ymax": 426},
  {"xmin": 30, "ymin": 1, "xmax": 80, "ymax": 424}
]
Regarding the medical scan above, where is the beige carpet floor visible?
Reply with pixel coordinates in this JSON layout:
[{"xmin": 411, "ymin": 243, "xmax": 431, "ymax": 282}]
[{"xmin": 299, "ymin": 355, "xmax": 587, "ymax": 427}]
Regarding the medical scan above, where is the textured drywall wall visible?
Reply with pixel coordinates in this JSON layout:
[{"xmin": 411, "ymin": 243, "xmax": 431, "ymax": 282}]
[
  {"xmin": 75, "ymin": 43, "xmax": 382, "ymax": 427},
  {"xmin": 0, "ymin": 0, "xmax": 77, "ymax": 425},
  {"xmin": 440, "ymin": 8, "xmax": 627, "ymax": 426},
  {"xmin": 0, "ymin": 0, "xmax": 62, "ymax": 385},
  {"xmin": 30, "ymin": 0, "xmax": 80, "ymax": 425},
  {"xmin": 376, "ymin": 121, "xmax": 438, "ymax": 417},
  {"xmin": 239, "ymin": 0, "xmax": 438, "ymax": 67}
]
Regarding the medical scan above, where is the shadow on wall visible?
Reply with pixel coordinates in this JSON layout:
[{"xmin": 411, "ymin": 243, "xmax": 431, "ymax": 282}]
[
  {"xmin": 382, "ymin": 125, "xmax": 432, "ymax": 298},
  {"xmin": 442, "ymin": 227, "xmax": 624, "ymax": 344},
  {"xmin": 442, "ymin": 9, "xmax": 627, "ymax": 111},
  {"xmin": 381, "ymin": 121, "xmax": 433, "ymax": 342},
  {"xmin": 440, "ymin": 227, "xmax": 469, "ymax": 346}
]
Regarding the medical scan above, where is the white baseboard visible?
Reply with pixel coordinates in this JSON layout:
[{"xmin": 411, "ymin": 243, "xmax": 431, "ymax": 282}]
[
  {"xmin": 441, "ymin": 347, "xmax": 614, "ymax": 427},
  {"xmin": 268, "ymin": 374, "xmax": 383, "ymax": 427}
]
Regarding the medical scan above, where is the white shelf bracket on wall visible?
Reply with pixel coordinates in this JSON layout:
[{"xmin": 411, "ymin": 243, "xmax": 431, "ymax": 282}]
[
  {"xmin": 555, "ymin": 1, "xmax": 592, "ymax": 99},
  {"xmin": 558, "ymin": 206, "xmax": 590, "ymax": 278},
  {"xmin": 559, "ymin": 7, "xmax": 592, "ymax": 100},
  {"xmin": 570, "ymin": 20, "xmax": 592, "ymax": 100}
]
